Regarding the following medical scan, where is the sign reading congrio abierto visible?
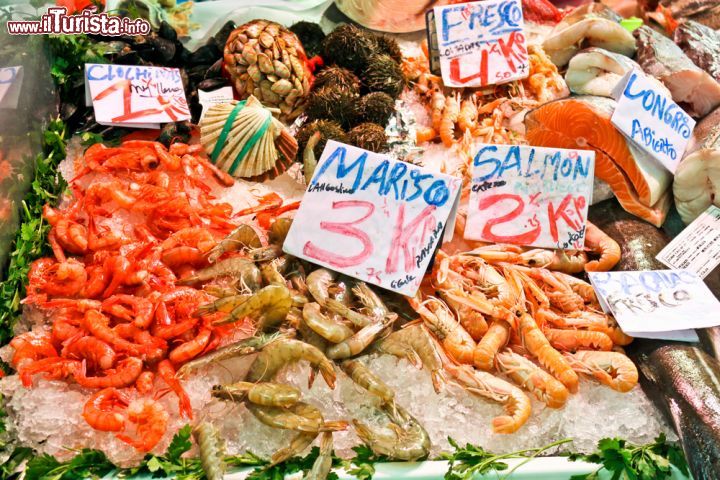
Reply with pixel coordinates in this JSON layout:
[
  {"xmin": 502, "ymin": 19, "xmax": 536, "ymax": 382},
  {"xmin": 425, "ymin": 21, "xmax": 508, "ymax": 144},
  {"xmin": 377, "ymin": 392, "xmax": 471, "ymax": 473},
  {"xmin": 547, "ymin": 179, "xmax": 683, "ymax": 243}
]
[
  {"xmin": 465, "ymin": 144, "xmax": 595, "ymax": 249},
  {"xmin": 283, "ymin": 141, "xmax": 461, "ymax": 296},
  {"xmin": 611, "ymin": 69, "xmax": 695, "ymax": 174},
  {"xmin": 430, "ymin": 0, "xmax": 529, "ymax": 88}
]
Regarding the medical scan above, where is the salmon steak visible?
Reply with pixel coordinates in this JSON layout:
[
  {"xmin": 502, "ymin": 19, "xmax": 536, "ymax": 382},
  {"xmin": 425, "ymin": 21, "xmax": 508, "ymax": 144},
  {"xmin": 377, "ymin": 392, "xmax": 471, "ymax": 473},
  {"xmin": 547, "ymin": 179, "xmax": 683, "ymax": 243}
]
[{"xmin": 525, "ymin": 96, "xmax": 672, "ymax": 227}]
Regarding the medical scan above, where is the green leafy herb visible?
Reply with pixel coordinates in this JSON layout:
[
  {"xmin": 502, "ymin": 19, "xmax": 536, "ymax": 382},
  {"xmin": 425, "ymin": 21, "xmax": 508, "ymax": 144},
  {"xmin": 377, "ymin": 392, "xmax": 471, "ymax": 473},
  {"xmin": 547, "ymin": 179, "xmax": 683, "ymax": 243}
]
[
  {"xmin": 439, "ymin": 437, "xmax": 573, "ymax": 480},
  {"xmin": 569, "ymin": 433, "xmax": 689, "ymax": 480},
  {"xmin": 0, "ymin": 119, "xmax": 68, "ymax": 345},
  {"xmin": 45, "ymin": 35, "xmax": 106, "ymax": 102},
  {"xmin": 25, "ymin": 449, "xmax": 115, "ymax": 480},
  {"xmin": 342, "ymin": 444, "xmax": 391, "ymax": 480}
]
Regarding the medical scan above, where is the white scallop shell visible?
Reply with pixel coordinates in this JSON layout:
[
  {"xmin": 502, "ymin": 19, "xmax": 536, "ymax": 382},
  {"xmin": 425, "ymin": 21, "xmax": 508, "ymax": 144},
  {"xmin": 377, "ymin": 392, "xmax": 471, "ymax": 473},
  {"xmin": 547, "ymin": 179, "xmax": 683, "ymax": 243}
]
[{"xmin": 200, "ymin": 96, "xmax": 287, "ymax": 178}]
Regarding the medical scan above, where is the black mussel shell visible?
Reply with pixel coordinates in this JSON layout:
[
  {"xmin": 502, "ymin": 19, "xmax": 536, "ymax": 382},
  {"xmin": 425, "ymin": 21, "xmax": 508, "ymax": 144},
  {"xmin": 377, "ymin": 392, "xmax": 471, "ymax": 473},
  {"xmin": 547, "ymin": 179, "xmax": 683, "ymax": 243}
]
[
  {"xmin": 188, "ymin": 65, "xmax": 209, "ymax": 83},
  {"xmin": 197, "ymin": 78, "xmax": 229, "ymax": 91},
  {"xmin": 149, "ymin": 36, "xmax": 177, "ymax": 63},
  {"xmin": 214, "ymin": 21, "xmax": 236, "ymax": 48},
  {"xmin": 113, "ymin": 50, "xmax": 143, "ymax": 65},
  {"xmin": 205, "ymin": 59, "xmax": 224, "ymax": 79},
  {"xmin": 189, "ymin": 45, "xmax": 220, "ymax": 67},
  {"xmin": 159, "ymin": 21, "xmax": 178, "ymax": 42},
  {"xmin": 157, "ymin": 121, "xmax": 192, "ymax": 147}
]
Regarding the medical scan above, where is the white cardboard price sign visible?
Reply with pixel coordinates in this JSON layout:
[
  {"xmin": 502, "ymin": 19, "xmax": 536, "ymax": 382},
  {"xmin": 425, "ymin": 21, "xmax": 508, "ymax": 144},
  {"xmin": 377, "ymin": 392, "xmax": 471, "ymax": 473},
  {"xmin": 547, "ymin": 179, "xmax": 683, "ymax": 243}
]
[
  {"xmin": 431, "ymin": 0, "xmax": 529, "ymax": 88},
  {"xmin": 611, "ymin": 70, "xmax": 695, "ymax": 173},
  {"xmin": 588, "ymin": 270, "xmax": 720, "ymax": 342},
  {"xmin": 657, "ymin": 205, "xmax": 720, "ymax": 279},
  {"xmin": 84, "ymin": 64, "xmax": 190, "ymax": 128},
  {"xmin": 0, "ymin": 66, "xmax": 23, "ymax": 109},
  {"xmin": 465, "ymin": 144, "xmax": 594, "ymax": 249},
  {"xmin": 283, "ymin": 141, "xmax": 462, "ymax": 296}
]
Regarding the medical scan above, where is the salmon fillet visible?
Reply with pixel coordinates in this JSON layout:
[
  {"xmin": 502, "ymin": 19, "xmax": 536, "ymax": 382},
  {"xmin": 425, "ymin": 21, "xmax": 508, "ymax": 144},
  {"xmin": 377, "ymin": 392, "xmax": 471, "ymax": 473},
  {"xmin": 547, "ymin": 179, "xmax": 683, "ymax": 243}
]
[{"xmin": 525, "ymin": 97, "xmax": 671, "ymax": 226}]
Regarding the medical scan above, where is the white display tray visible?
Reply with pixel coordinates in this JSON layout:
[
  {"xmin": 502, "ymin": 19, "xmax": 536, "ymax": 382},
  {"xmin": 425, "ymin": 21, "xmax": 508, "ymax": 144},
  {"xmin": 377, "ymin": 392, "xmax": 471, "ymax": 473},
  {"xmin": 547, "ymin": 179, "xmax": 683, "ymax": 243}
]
[{"xmin": 221, "ymin": 457, "xmax": 692, "ymax": 479}]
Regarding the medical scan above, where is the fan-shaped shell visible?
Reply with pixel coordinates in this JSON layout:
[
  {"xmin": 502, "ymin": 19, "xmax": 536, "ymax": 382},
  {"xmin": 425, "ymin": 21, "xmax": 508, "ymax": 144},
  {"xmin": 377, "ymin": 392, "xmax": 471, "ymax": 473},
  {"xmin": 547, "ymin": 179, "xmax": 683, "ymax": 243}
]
[{"xmin": 199, "ymin": 96, "xmax": 298, "ymax": 180}]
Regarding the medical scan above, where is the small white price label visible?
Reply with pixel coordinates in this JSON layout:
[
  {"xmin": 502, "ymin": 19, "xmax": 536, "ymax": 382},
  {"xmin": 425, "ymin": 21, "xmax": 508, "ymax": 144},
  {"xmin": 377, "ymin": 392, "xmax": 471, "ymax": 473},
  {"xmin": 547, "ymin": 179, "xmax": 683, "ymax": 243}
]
[{"xmin": 657, "ymin": 205, "xmax": 720, "ymax": 279}]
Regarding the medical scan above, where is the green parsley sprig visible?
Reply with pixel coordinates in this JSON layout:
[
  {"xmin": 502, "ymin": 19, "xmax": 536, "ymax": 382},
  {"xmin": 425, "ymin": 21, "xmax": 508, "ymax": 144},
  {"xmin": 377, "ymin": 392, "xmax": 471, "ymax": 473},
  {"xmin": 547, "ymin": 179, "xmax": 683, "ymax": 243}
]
[
  {"xmin": 341, "ymin": 444, "xmax": 391, "ymax": 480},
  {"xmin": 568, "ymin": 434, "xmax": 689, "ymax": 480},
  {"xmin": 439, "ymin": 437, "xmax": 573, "ymax": 480},
  {"xmin": 0, "ymin": 119, "xmax": 68, "ymax": 345}
]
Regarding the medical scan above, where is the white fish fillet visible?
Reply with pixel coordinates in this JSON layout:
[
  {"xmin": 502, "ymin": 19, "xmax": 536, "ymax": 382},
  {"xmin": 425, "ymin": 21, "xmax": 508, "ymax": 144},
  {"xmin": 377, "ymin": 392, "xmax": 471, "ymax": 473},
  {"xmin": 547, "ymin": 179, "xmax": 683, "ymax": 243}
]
[
  {"xmin": 673, "ymin": 107, "xmax": 720, "ymax": 223},
  {"xmin": 566, "ymin": 47, "xmax": 668, "ymax": 98}
]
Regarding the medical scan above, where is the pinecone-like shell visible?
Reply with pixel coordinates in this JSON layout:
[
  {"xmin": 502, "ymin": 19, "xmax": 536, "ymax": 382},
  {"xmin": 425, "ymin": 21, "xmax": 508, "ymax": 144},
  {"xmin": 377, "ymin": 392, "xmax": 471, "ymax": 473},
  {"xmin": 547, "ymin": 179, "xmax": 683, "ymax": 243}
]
[{"xmin": 223, "ymin": 19, "xmax": 311, "ymax": 122}]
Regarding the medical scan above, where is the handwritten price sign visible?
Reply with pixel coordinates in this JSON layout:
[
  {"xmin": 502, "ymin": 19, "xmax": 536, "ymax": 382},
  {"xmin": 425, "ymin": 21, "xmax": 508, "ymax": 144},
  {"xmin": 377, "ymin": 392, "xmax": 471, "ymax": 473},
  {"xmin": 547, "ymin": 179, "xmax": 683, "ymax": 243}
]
[
  {"xmin": 431, "ymin": 0, "xmax": 529, "ymax": 88},
  {"xmin": 84, "ymin": 64, "xmax": 190, "ymax": 128},
  {"xmin": 283, "ymin": 141, "xmax": 461, "ymax": 296},
  {"xmin": 588, "ymin": 270, "xmax": 720, "ymax": 341},
  {"xmin": 465, "ymin": 144, "xmax": 595, "ymax": 249},
  {"xmin": 611, "ymin": 70, "xmax": 695, "ymax": 173},
  {"xmin": 0, "ymin": 66, "xmax": 23, "ymax": 109}
]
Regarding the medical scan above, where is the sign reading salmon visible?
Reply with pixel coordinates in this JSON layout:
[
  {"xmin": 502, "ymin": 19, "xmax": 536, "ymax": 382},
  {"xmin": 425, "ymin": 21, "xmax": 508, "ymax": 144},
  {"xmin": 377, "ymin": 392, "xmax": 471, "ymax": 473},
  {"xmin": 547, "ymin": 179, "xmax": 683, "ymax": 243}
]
[
  {"xmin": 465, "ymin": 144, "xmax": 595, "ymax": 249},
  {"xmin": 432, "ymin": 0, "xmax": 529, "ymax": 88},
  {"xmin": 588, "ymin": 270, "xmax": 720, "ymax": 342},
  {"xmin": 283, "ymin": 141, "xmax": 461, "ymax": 296},
  {"xmin": 611, "ymin": 70, "xmax": 695, "ymax": 174},
  {"xmin": 84, "ymin": 64, "xmax": 190, "ymax": 128}
]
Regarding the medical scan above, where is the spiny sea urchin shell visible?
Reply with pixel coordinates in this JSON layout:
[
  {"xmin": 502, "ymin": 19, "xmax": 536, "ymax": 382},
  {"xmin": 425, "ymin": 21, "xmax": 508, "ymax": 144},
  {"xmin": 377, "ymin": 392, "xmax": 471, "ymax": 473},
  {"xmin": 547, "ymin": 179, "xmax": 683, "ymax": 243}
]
[
  {"xmin": 346, "ymin": 122, "xmax": 387, "ymax": 153},
  {"xmin": 361, "ymin": 53, "xmax": 406, "ymax": 98},
  {"xmin": 306, "ymin": 85, "xmax": 358, "ymax": 126},
  {"xmin": 289, "ymin": 21, "xmax": 326, "ymax": 58},
  {"xmin": 375, "ymin": 34, "xmax": 403, "ymax": 64},
  {"xmin": 313, "ymin": 66, "xmax": 361, "ymax": 95},
  {"xmin": 297, "ymin": 119, "xmax": 347, "ymax": 158},
  {"xmin": 352, "ymin": 92, "xmax": 395, "ymax": 127},
  {"xmin": 322, "ymin": 23, "xmax": 377, "ymax": 73}
]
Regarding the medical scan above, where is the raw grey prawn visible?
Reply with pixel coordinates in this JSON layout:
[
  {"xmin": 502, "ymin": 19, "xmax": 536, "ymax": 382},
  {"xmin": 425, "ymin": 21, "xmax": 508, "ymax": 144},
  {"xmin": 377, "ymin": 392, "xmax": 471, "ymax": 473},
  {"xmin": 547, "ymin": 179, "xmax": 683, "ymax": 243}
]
[
  {"xmin": 178, "ymin": 256, "xmax": 261, "ymax": 289},
  {"xmin": 353, "ymin": 403, "xmax": 430, "ymax": 461},
  {"xmin": 205, "ymin": 224, "xmax": 262, "ymax": 263},
  {"xmin": 247, "ymin": 338, "xmax": 337, "ymax": 389},
  {"xmin": 176, "ymin": 333, "xmax": 288, "ymax": 377},
  {"xmin": 302, "ymin": 302, "xmax": 354, "ymax": 343},
  {"xmin": 212, "ymin": 381, "xmax": 301, "ymax": 407},
  {"xmin": 341, "ymin": 359, "xmax": 395, "ymax": 404},
  {"xmin": 193, "ymin": 422, "xmax": 226, "ymax": 480},
  {"xmin": 306, "ymin": 268, "xmax": 337, "ymax": 306},
  {"xmin": 326, "ymin": 314, "xmax": 396, "ymax": 360},
  {"xmin": 248, "ymin": 401, "xmax": 348, "ymax": 433},
  {"xmin": 376, "ymin": 324, "xmax": 447, "ymax": 393},
  {"xmin": 304, "ymin": 431, "xmax": 334, "ymax": 480},
  {"xmin": 212, "ymin": 284, "xmax": 293, "ymax": 331}
]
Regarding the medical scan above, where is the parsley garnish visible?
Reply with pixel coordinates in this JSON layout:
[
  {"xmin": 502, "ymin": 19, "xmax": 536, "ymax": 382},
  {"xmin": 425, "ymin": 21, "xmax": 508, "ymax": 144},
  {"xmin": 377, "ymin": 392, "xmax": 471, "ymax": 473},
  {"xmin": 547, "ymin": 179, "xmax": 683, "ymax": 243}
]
[
  {"xmin": 439, "ymin": 437, "xmax": 573, "ymax": 480},
  {"xmin": 568, "ymin": 434, "xmax": 689, "ymax": 480},
  {"xmin": 0, "ymin": 119, "xmax": 68, "ymax": 345}
]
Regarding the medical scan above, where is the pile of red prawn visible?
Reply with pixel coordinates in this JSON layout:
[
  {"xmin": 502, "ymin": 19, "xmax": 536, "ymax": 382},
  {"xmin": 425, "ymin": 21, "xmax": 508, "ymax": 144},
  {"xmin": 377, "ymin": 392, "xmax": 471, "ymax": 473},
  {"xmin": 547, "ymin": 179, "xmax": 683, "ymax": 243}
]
[{"xmin": 8, "ymin": 139, "xmax": 286, "ymax": 452}]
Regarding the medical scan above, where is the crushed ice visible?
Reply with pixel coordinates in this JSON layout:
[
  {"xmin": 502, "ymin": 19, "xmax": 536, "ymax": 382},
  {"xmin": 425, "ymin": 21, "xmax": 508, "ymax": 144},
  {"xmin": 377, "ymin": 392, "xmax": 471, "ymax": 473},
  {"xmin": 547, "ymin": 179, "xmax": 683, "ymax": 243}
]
[{"xmin": 0, "ymin": 138, "xmax": 670, "ymax": 465}]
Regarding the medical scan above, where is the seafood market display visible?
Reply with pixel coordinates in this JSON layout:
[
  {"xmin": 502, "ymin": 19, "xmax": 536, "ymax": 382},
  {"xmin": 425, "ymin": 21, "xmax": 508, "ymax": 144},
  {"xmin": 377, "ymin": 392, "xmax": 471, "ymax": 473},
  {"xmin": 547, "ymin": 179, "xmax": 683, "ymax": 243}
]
[{"xmin": 4, "ymin": 0, "xmax": 720, "ymax": 479}]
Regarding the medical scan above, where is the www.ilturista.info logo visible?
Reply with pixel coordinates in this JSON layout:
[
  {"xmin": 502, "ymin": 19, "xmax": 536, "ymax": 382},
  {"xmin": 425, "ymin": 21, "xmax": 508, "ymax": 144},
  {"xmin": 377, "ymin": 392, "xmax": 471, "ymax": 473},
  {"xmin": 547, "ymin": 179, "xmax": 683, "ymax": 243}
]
[{"xmin": 6, "ymin": 7, "xmax": 151, "ymax": 35}]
